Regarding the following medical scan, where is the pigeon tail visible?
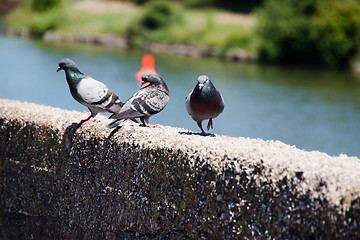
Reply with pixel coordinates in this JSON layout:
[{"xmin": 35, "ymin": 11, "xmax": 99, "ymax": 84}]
[
  {"xmin": 107, "ymin": 118, "xmax": 140, "ymax": 128},
  {"xmin": 107, "ymin": 119, "xmax": 126, "ymax": 128}
]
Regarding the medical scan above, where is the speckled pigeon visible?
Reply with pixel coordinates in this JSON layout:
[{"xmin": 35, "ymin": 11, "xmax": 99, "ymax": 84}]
[
  {"xmin": 57, "ymin": 58, "xmax": 123, "ymax": 125},
  {"xmin": 108, "ymin": 71, "xmax": 169, "ymax": 128},
  {"xmin": 186, "ymin": 75, "xmax": 224, "ymax": 136}
]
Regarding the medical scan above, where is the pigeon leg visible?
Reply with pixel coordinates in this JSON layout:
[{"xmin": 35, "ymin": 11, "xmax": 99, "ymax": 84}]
[
  {"xmin": 140, "ymin": 117, "xmax": 148, "ymax": 127},
  {"xmin": 141, "ymin": 117, "xmax": 159, "ymax": 128},
  {"xmin": 207, "ymin": 118, "xmax": 213, "ymax": 130},
  {"xmin": 79, "ymin": 107, "xmax": 99, "ymax": 125},
  {"xmin": 197, "ymin": 121, "xmax": 210, "ymax": 136},
  {"xmin": 79, "ymin": 115, "xmax": 95, "ymax": 126}
]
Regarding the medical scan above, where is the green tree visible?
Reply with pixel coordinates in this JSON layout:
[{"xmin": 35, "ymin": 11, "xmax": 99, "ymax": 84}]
[{"xmin": 256, "ymin": 0, "xmax": 360, "ymax": 68}]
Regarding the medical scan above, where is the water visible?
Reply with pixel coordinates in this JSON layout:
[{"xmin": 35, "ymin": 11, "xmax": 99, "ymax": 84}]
[{"xmin": 1, "ymin": 33, "xmax": 360, "ymax": 157}]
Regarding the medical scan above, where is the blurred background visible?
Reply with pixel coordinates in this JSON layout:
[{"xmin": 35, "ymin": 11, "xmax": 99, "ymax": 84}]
[{"xmin": 1, "ymin": 0, "xmax": 360, "ymax": 157}]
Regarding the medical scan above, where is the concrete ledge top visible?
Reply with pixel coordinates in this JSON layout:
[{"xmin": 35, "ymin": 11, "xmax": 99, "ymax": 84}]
[{"xmin": 1, "ymin": 99, "xmax": 359, "ymax": 207}]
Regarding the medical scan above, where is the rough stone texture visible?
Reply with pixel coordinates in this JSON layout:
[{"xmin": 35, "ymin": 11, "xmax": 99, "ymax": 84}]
[{"xmin": 0, "ymin": 99, "xmax": 359, "ymax": 239}]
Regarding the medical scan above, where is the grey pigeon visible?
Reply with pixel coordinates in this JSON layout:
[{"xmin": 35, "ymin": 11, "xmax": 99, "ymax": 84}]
[
  {"xmin": 108, "ymin": 71, "xmax": 169, "ymax": 128},
  {"xmin": 57, "ymin": 58, "xmax": 123, "ymax": 125},
  {"xmin": 186, "ymin": 75, "xmax": 224, "ymax": 136}
]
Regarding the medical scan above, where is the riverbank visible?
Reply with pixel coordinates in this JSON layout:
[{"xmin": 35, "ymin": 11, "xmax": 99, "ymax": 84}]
[
  {"xmin": 3, "ymin": 0, "xmax": 257, "ymax": 63},
  {"xmin": 5, "ymin": 25, "xmax": 257, "ymax": 63},
  {"xmin": 1, "ymin": 99, "xmax": 360, "ymax": 238},
  {"xmin": 3, "ymin": 0, "xmax": 360, "ymax": 70}
]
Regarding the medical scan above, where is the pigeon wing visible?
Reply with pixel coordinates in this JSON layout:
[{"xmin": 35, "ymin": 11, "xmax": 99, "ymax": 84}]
[
  {"xmin": 185, "ymin": 91, "xmax": 193, "ymax": 116},
  {"xmin": 110, "ymin": 88, "xmax": 169, "ymax": 120},
  {"xmin": 144, "ymin": 89, "xmax": 169, "ymax": 114},
  {"xmin": 109, "ymin": 91, "xmax": 146, "ymax": 120},
  {"xmin": 77, "ymin": 76, "xmax": 122, "ymax": 113}
]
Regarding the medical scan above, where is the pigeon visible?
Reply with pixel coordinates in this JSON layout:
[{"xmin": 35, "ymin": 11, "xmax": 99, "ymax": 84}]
[
  {"xmin": 186, "ymin": 75, "xmax": 224, "ymax": 136},
  {"xmin": 135, "ymin": 54, "xmax": 158, "ymax": 86},
  {"xmin": 108, "ymin": 71, "xmax": 169, "ymax": 128},
  {"xmin": 57, "ymin": 58, "xmax": 123, "ymax": 125}
]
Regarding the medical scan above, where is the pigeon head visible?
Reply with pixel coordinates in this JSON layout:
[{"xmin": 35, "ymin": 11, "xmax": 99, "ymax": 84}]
[
  {"xmin": 57, "ymin": 58, "xmax": 80, "ymax": 73},
  {"xmin": 195, "ymin": 75, "xmax": 215, "ymax": 94},
  {"xmin": 141, "ymin": 71, "xmax": 169, "ymax": 95},
  {"xmin": 140, "ymin": 71, "xmax": 162, "ymax": 88},
  {"xmin": 197, "ymin": 75, "xmax": 210, "ymax": 88}
]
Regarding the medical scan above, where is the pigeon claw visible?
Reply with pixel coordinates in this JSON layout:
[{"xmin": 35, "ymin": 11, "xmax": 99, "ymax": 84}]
[
  {"xmin": 200, "ymin": 131, "xmax": 211, "ymax": 136},
  {"xmin": 146, "ymin": 124, "xmax": 160, "ymax": 129},
  {"xmin": 198, "ymin": 122, "xmax": 211, "ymax": 136}
]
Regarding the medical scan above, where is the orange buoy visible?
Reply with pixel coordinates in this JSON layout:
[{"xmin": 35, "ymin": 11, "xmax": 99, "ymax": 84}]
[{"xmin": 135, "ymin": 54, "xmax": 158, "ymax": 85}]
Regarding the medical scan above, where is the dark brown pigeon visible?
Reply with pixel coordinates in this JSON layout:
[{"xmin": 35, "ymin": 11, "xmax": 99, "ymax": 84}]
[
  {"xmin": 108, "ymin": 71, "xmax": 169, "ymax": 128},
  {"xmin": 57, "ymin": 58, "xmax": 123, "ymax": 126},
  {"xmin": 186, "ymin": 75, "xmax": 224, "ymax": 136}
]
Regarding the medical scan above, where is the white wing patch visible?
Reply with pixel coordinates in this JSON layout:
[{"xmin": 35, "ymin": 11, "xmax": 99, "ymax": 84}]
[{"xmin": 77, "ymin": 77, "xmax": 108, "ymax": 103}]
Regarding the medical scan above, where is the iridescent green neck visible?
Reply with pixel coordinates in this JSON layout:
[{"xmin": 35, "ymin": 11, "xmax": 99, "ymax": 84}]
[{"xmin": 65, "ymin": 69, "xmax": 83, "ymax": 82}]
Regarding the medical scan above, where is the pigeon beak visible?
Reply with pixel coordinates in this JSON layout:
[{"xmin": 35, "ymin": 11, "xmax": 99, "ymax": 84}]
[
  {"xmin": 141, "ymin": 82, "xmax": 151, "ymax": 88},
  {"xmin": 57, "ymin": 66, "xmax": 62, "ymax": 72},
  {"xmin": 198, "ymin": 83, "xmax": 204, "ymax": 89}
]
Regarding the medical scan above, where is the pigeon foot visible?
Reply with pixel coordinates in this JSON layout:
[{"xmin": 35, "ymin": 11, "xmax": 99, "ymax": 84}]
[
  {"xmin": 146, "ymin": 124, "xmax": 160, "ymax": 128},
  {"xmin": 79, "ymin": 115, "xmax": 95, "ymax": 126}
]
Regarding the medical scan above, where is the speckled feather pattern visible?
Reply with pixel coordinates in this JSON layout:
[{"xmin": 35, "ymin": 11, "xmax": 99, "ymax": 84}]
[{"xmin": 109, "ymin": 72, "xmax": 169, "ymax": 127}]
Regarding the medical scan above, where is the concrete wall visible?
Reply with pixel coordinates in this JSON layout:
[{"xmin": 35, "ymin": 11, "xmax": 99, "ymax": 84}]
[{"xmin": 0, "ymin": 99, "xmax": 359, "ymax": 239}]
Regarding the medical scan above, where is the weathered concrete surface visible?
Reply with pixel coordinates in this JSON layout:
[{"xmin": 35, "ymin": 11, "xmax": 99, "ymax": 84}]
[{"xmin": 0, "ymin": 99, "xmax": 359, "ymax": 239}]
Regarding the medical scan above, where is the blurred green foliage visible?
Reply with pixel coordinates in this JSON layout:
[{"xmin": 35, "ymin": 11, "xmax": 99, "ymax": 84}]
[
  {"xmin": 29, "ymin": 10, "xmax": 60, "ymax": 35},
  {"xmin": 5, "ymin": 0, "xmax": 65, "ymax": 36},
  {"xmin": 138, "ymin": 0, "xmax": 180, "ymax": 30},
  {"xmin": 256, "ymin": 0, "xmax": 360, "ymax": 68},
  {"xmin": 126, "ymin": 0, "xmax": 183, "ymax": 44},
  {"xmin": 123, "ymin": 0, "xmax": 264, "ymax": 13},
  {"xmin": 31, "ymin": 0, "xmax": 60, "ymax": 12},
  {"xmin": 125, "ymin": 2, "xmax": 255, "ymax": 51},
  {"xmin": 222, "ymin": 30, "xmax": 253, "ymax": 50},
  {"xmin": 190, "ymin": 0, "xmax": 265, "ymax": 13}
]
